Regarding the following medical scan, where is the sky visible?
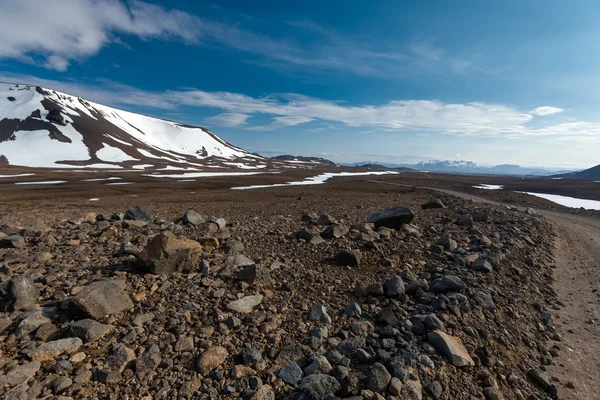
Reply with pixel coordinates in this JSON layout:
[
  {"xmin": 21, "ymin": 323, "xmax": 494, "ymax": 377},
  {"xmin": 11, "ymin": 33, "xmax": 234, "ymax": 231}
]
[{"xmin": 0, "ymin": 0, "xmax": 599, "ymax": 169}]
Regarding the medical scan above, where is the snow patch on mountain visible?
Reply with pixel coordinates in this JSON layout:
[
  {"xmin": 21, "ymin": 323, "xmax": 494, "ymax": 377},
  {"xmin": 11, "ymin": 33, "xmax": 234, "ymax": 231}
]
[{"xmin": 0, "ymin": 82, "xmax": 263, "ymax": 169}]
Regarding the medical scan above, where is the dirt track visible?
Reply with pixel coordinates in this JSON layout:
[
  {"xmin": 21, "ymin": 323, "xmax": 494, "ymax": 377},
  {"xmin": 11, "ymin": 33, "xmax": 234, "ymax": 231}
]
[{"xmin": 369, "ymin": 179, "xmax": 600, "ymax": 400}]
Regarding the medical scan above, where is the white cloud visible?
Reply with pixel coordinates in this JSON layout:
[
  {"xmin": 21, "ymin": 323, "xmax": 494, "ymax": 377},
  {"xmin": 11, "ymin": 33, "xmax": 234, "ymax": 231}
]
[
  {"xmin": 248, "ymin": 116, "xmax": 314, "ymax": 131},
  {"xmin": 0, "ymin": 0, "xmax": 201, "ymax": 71},
  {"xmin": 2, "ymin": 72, "xmax": 599, "ymax": 140},
  {"xmin": 205, "ymin": 113, "xmax": 250, "ymax": 127},
  {"xmin": 530, "ymin": 106, "xmax": 564, "ymax": 116},
  {"xmin": 0, "ymin": 1, "xmax": 470, "ymax": 77}
]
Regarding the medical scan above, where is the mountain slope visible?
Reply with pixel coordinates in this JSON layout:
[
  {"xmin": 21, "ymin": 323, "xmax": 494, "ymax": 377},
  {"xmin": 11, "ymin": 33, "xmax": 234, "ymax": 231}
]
[{"xmin": 0, "ymin": 82, "xmax": 263, "ymax": 169}]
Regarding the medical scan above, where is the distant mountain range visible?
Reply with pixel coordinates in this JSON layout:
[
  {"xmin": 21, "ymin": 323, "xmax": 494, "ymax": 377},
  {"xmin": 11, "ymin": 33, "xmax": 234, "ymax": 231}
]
[
  {"xmin": 553, "ymin": 163, "xmax": 600, "ymax": 179},
  {"xmin": 345, "ymin": 160, "xmax": 579, "ymax": 176}
]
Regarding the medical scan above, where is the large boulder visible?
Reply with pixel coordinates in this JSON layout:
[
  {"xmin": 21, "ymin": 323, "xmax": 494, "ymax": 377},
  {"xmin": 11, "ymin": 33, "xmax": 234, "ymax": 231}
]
[
  {"xmin": 124, "ymin": 205, "xmax": 153, "ymax": 222},
  {"xmin": 69, "ymin": 280, "xmax": 133, "ymax": 320},
  {"xmin": 428, "ymin": 330, "xmax": 474, "ymax": 367},
  {"xmin": 368, "ymin": 207, "xmax": 415, "ymax": 229},
  {"xmin": 139, "ymin": 232, "xmax": 203, "ymax": 275},
  {"xmin": 6, "ymin": 276, "xmax": 39, "ymax": 311}
]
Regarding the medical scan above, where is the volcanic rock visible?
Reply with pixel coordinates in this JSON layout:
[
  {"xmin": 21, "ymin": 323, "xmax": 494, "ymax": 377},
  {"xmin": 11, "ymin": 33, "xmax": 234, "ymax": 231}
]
[
  {"xmin": 139, "ymin": 231, "xmax": 203, "ymax": 274},
  {"xmin": 0, "ymin": 235, "xmax": 25, "ymax": 248},
  {"xmin": 197, "ymin": 346, "xmax": 229, "ymax": 375},
  {"xmin": 422, "ymin": 198, "xmax": 446, "ymax": 209},
  {"xmin": 29, "ymin": 337, "xmax": 83, "ymax": 362},
  {"xmin": 69, "ymin": 279, "xmax": 134, "ymax": 320},
  {"xmin": 182, "ymin": 209, "xmax": 205, "ymax": 225},
  {"xmin": 68, "ymin": 319, "xmax": 113, "ymax": 342},
  {"xmin": 427, "ymin": 330, "xmax": 474, "ymax": 367},
  {"xmin": 335, "ymin": 249, "xmax": 361, "ymax": 266},
  {"xmin": 368, "ymin": 207, "xmax": 415, "ymax": 229},
  {"xmin": 227, "ymin": 294, "xmax": 263, "ymax": 313},
  {"xmin": 124, "ymin": 205, "xmax": 153, "ymax": 222},
  {"xmin": 6, "ymin": 275, "xmax": 39, "ymax": 311}
]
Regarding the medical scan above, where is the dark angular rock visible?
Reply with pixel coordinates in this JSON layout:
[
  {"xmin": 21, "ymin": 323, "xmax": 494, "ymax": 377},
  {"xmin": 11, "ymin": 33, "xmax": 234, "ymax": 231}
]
[
  {"xmin": 365, "ymin": 362, "xmax": 391, "ymax": 393},
  {"xmin": 383, "ymin": 276, "xmax": 405, "ymax": 298},
  {"xmin": 124, "ymin": 205, "xmax": 153, "ymax": 222},
  {"xmin": 335, "ymin": 249, "xmax": 361, "ymax": 266},
  {"xmin": 242, "ymin": 348, "xmax": 263, "ymax": 366},
  {"xmin": 0, "ymin": 235, "xmax": 25, "ymax": 248},
  {"xmin": 279, "ymin": 361, "xmax": 303, "ymax": 386},
  {"xmin": 430, "ymin": 275, "xmax": 466, "ymax": 293},
  {"xmin": 237, "ymin": 264, "xmax": 270, "ymax": 284},
  {"xmin": 472, "ymin": 258, "xmax": 493, "ymax": 273},
  {"xmin": 528, "ymin": 368, "xmax": 558, "ymax": 396},
  {"xmin": 457, "ymin": 214, "xmax": 474, "ymax": 227},
  {"xmin": 367, "ymin": 207, "xmax": 415, "ymax": 229},
  {"xmin": 297, "ymin": 374, "xmax": 341, "ymax": 398},
  {"xmin": 68, "ymin": 319, "xmax": 113, "ymax": 342},
  {"xmin": 422, "ymin": 198, "xmax": 445, "ymax": 209},
  {"xmin": 437, "ymin": 237, "xmax": 457, "ymax": 251}
]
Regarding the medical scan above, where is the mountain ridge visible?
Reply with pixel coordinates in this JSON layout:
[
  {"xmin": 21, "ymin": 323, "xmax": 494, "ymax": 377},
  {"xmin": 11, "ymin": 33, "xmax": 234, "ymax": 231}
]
[
  {"xmin": 345, "ymin": 160, "xmax": 578, "ymax": 176},
  {"xmin": 0, "ymin": 82, "xmax": 266, "ymax": 169}
]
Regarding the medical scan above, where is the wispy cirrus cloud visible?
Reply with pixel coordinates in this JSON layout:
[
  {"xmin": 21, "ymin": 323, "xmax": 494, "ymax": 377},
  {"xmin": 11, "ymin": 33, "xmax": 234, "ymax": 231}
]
[
  {"xmin": 0, "ymin": 0, "xmax": 470, "ymax": 78},
  {"xmin": 2, "ymin": 72, "xmax": 597, "ymax": 141},
  {"xmin": 248, "ymin": 116, "xmax": 315, "ymax": 131},
  {"xmin": 205, "ymin": 113, "xmax": 250, "ymax": 127}
]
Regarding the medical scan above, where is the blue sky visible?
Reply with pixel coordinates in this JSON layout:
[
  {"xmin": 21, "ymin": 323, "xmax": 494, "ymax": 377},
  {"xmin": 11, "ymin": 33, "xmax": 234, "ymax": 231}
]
[{"xmin": 1, "ymin": 0, "xmax": 599, "ymax": 168}]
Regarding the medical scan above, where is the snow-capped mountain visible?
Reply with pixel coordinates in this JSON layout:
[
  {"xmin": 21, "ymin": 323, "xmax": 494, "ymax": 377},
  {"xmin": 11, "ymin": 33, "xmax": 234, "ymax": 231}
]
[
  {"xmin": 414, "ymin": 160, "xmax": 480, "ymax": 171},
  {"xmin": 0, "ymin": 82, "xmax": 267, "ymax": 169}
]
